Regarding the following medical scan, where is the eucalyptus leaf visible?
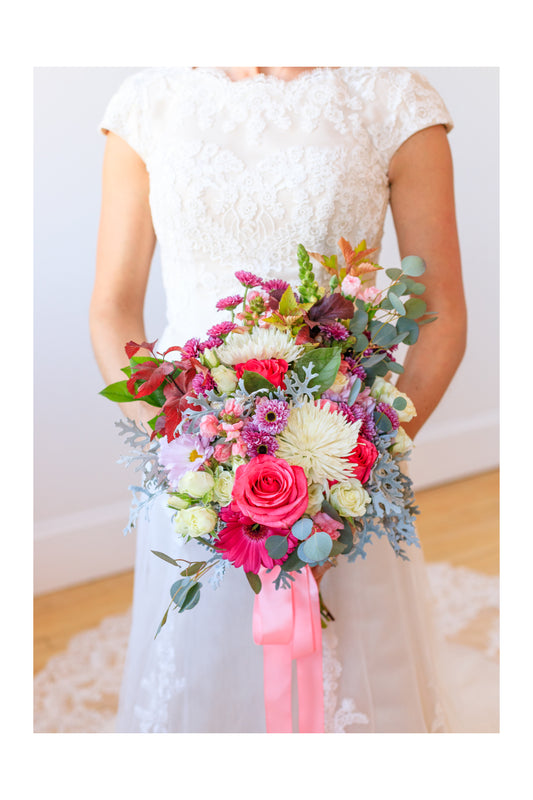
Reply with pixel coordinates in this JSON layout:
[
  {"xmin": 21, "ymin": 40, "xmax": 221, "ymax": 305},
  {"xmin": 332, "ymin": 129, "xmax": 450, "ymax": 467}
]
[
  {"xmin": 170, "ymin": 578, "xmax": 192, "ymax": 606},
  {"xmin": 291, "ymin": 518, "xmax": 314, "ymax": 541},
  {"xmin": 298, "ymin": 531, "xmax": 333, "ymax": 564},
  {"xmin": 349, "ymin": 308, "xmax": 368, "ymax": 335},
  {"xmin": 385, "ymin": 268, "xmax": 402, "ymax": 280},
  {"xmin": 388, "ymin": 281, "xmax": 407, "ymax": 297},
  {"xmin": 396, "ymin": 317, "xmax": 419, "ymax": 345},
  {"xmin": 151, "ymin": 550, "xmax": 179, "ymax": 567},
  {"xmin": 418, "ymin": 315, "xmax": 439, "ymax": 326},
  {"xmin": 361, "ymin": 351, "xmax": 387, "ymax": 368},
  {"xmin": 180, "ymin": 561, "xmax": 207, "ymax": 577},
  {"xmin": 281, "ymin": 550, "xmax": 306, "ymax": 572},
  {"xmin": 265, "ymin": 535, "xmax": 289, "ymax": 559},
  {"xmin": 354, "ymin": 334, "xmax": 370, "ymax": 353},
  {"xmin": 387, "ymin": 361, "xmax": 405, "ymax": 374},
  {"xmin": 347, "ymin": 377, "xmax": 362, "ymax": 405},
  {"xmin": 389, "ymin": 293, "xmax": 406, "ymax": 315},
  {"xmin": 375, "ymin": 412, "xmax": 393, "ymax": 433},
  {"xmin": 404, "ymin": 298, "xmax": 427, "ymax": 319},
  {"xmin": 402, "ymin": 278, "xmax": 426, "ymax": 295},
  {"xmin": 246, "ymin": 571, "xmax": 262, "ymax": 594},
  {"xmin": 178, "ymin": 581, "xmax": 202, "ymax": 612},
  {"xmin": 401, "ymin": 255, "xmax": 426, "ymax": 277},
  {"xmin": 155, "ymin": 607, "xmax": 169, "ymax": 638},
  {"xmin": 370, "ymin": 321, "xmax": 397, "ymax": 347},
  {"xmin": 392, "ymin": 396, "xmax": 407, "ymax": 411}
]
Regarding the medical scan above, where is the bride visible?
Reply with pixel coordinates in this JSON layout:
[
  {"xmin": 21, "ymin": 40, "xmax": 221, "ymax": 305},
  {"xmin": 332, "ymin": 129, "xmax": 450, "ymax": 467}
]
[{"xmin": 90, "ymin": 66, "xmax": 467, "ymax": 733}]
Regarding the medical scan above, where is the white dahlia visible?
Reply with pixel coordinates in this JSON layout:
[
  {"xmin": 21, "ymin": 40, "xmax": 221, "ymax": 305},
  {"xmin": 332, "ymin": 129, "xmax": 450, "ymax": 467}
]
[
  {"xmin": 215, "ymin": 326, "xmax": 303, "ymax": 366},
  {"xmin": 275, "ymin": 399, "xmax": 362, "ymax": 483}
]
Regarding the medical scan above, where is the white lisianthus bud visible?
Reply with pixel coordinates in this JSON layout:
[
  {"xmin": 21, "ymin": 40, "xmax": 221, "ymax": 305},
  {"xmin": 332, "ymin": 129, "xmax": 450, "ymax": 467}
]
[
  {"xmin": 213, "ymin": 470, "xmax": 235, "ymax": 506},
  {"xmin": 174, "ymin": 507, "xmax": 217, "ymax": 538},
  {"xmin": 390, "ymin": 426, "xmax": 414, "ymax": 455},
  {"xmin": 305, "ymin": 483, "xmax": 324, "ymax": 516},
  {"xmin": 211, "ymin": 365, "xmax": 238, "ymax": 393},
  {"xmin": 202, "ymin": 347, "xmax": 220, "ymax": 368},
  {"xmin": 330, "ymin": 479, "xmax": 371, "ymax": 518},
  {"xmin": 168, "ymin": 494, "xmax": 190, "ymax": 510},
  {"xmin": 178, "ymin": 470, "xmax": 215, "ymax": 498},
  {"xmin": 370, "ymin": 377, "xmax": 417, "ymax": 423}
]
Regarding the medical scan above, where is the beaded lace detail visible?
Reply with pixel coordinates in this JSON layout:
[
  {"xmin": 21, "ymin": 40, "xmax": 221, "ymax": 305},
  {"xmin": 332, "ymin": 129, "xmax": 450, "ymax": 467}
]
[{"xmin": 99, "ymin": 66, "xmax": 452, "ymax": 339}]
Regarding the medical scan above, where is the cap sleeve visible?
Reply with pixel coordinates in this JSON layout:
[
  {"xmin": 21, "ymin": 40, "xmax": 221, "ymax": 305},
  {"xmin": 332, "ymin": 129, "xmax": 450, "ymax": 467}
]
[
  {"xmin": 358, "ymin": 68, "xmax": 454, "ymax": 171},
  {"xmin": 98, "ymin": 72, "xmax": 148, "ymax": 164}
]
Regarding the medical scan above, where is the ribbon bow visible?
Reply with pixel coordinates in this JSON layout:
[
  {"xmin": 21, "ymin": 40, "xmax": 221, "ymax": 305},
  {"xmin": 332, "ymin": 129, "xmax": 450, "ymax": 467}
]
[{"xmin": 253, "ymin": 564, "xmax": 324, "ymax": 733}]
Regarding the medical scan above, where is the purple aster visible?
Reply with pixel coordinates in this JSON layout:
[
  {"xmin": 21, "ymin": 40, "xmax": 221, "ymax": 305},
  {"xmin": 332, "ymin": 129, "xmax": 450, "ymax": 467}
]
[
  {"xmin": 337, "ymin": 402, "xmax": 358, "ymax": 425},
  {"xmin": 234, "ymin": 270, "xmax": 263, "ymax": 288},
  {"xmin": 240, "ymin": 425, "xmax": 279, "ymax": 457},
  {"xmin": 192, "ymin": 372, "xmax": 216, "ymax": 396},
  {"xmin": 252, "ymin": 398, "xmax": 290, "ymax": 434},
  {"xmin": 262, "ymin": 278, "xmax": 290, "ymax": 293},
  {"xmin": 351, "ymin": 404, "xmax": 378, "ymax": 441},
  {"xmin": 216, "ymin": 294, "xmax": 244, "ymax": 311},
  {"xmin": 320, "ymin": 322, "xmax": 349, "ymax": 341},
  {"xmin": 375, "ymin": 401, "xmax": 399, "ymax": 430},
  {"xmin": 344, "ymin": 357, "xmax": 367, "ymax": 382},
  {"xmin": 182, "ymin": 337, "xmax": 201, "ymax": 358},
  {"xmin": 207, "ymin": 321, "xmax": 237, "ymax": 338}
]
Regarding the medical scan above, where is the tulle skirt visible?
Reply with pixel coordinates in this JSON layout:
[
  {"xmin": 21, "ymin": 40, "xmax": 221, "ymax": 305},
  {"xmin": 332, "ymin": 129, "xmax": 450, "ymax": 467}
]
[{"xmin": 115, "ymin": 493, "xmax": 457, "ymax": 733}]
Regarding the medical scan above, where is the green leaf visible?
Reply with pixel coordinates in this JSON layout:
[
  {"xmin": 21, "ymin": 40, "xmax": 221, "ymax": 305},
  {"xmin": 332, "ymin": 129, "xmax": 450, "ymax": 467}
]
[
  {"xmin": 180, "ymin": 561, "xmax": 207, "ymax": 577},
  {"xmin": 375, "ymin": 412, "xmax": 393, "ymax": 433},
  {"xmin": 337, "ymin": 520, "xmax": 355, "ymax": 554},
  {"xmin": 298, "ymin": 531, "xmax": 333, "ymax": 564},
  {"xmin": 367, "ymin": 359, "xmax": 390, "ymax": 379},
  {"xmin": 295, "ymin": 347, "xmax": 341, "ymax": 395},
  {"xmin": 242, "ymin": 370, "xmax": 276, "ymax": 394},
  {"xmin": 155, "ymin": 607, "xmax": 169, "ymax": 638},
  {"xmin": 279, "ymin": 286, "xmax": 300, "ymax": 316},
  {"xmin": 386, "ymin": 268, "xmax": 402, "ymax": 280},
  {"xmin": 320, "ymin": 501, "xmax": 342, "ymax": 522},
  {"xmin": 370, "ymin": 321, "xmax": 397, "ymax": 347},
  {"xmin": 349, "ymin": 308, "xmax": 368, "ymax": 335},
  {"xmin": 401, "ymin": 255, "xmax": 426, "ymax": 277},
  {"xmin": 361, "ymin": 351, "xmax": 387, "ymax": 368},
  {"xmin": 347, "ymin": 377, "xmax": 362, "ymax": 405},
  {"xmin": 387, "ymin": 361, "xmax": 405, "ymax": 374},
  {"xmin": 418, "ymin": 315, "xmax": 439, "ymax": 326},
  {"xmin": 99, "ymin": 380, "xmax": 136, "ymax": 403},
  {"xmin": 402, "ymin": 278, "xmax": 426, "ymax": 295},
  {"xmin": 404, "ymin": 298, "xmax": 427, "ymax": 319},
  {"xmin": 329, "ymin": 540, "xmax": 347, "ymax": 557},
  {"xmin": 355, "ymin": 298, "xmax": 367, "ymax": 311},
  {"xmin": 281, "ymin": 549, "xmax": 306, "ymax": 573},
  {"xmin": 388, "ymin": 293, "xmax": 406, "ymax": 315},
  {"xmin": 353, "ymin": 334, "xmax": 369, "ymax": 353},
  {"xmin": 170, "ymin": 578, "xmax": 193, "ymax": 606},
  {"xmin": 265, "ymin": 535, "xmax": 289, "ymax": 559},
  {"xmin": 388, "ymin": 281, "xmax": 407, "ymax": 297},
  {"xmin": 392, "ymin": 396, "xmax": 407, "ymax": 411},
  {"xmin": 246, "ymin": 571, "xmax": 262, "ymax": 594},
  {"xmin": 396, "ymin": 317, "xmax": 419, "ymax": 345},
  {"xmin": 178, "ymin": 581, "xmax": 202, "ymax": 612},
  {"xmin": 151, "ymin": 550, "xmax": 179, "ymax": 567},
  {"xmin": 291, "ymin": 518, "xmax": 314, "ymax": 541}
]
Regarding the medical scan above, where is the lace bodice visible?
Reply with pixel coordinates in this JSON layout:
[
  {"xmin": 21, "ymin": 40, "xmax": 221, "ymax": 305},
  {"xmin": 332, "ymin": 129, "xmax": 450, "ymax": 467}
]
[{"xmin": 99, "ymin": 66, "xmax": 452, "ymax": 346}]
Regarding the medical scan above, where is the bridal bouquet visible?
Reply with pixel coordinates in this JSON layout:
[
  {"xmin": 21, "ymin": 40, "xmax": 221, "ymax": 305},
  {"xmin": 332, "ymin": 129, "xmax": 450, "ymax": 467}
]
[{"xmin": 101, "ymin": 239, "xmax": 436, "ymax": 633}]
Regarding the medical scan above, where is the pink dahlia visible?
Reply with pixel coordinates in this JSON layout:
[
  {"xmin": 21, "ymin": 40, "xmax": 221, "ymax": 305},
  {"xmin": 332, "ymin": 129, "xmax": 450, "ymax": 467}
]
[
  {"xmin": 262, "ymin": 278, "xmax": 290, "ymax": 293},
  {"xmin": 252, "ymin": 398, "xmax": 290, "ymax": 434},
  {"xmin": 215, "ymin": 505, "xmax": 297, "ymax": 573}
]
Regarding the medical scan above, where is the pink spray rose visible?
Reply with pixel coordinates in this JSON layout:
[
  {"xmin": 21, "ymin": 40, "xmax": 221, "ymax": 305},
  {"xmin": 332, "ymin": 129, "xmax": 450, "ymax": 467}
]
[
  {"xmin": 341, "ymin": 274, "xmax": 362, "ymax": 297},
  {"xmin": 232, "ymin": 454, "xmax": 309, "ymax": 529},
  {"xmin": 199, "ymin": 414, "xmax": 220, "ymax": 439}
]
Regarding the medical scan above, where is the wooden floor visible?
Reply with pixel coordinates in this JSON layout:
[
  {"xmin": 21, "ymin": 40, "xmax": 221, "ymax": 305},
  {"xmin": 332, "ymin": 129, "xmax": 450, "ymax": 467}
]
[{"xmin": 33, "ymin": 469, "xmax": 499, "ymax": 675}]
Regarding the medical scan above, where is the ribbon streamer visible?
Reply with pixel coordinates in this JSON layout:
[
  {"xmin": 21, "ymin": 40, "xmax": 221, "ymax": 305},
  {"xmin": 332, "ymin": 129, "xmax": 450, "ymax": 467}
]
[{"xmin": 253, "ymin": 565, "xmax": 324, "ymax": 733}]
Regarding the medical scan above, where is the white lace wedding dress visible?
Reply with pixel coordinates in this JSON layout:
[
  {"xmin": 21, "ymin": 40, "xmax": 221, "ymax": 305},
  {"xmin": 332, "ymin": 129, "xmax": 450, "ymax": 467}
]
[{"xmin": 94, "ymin": 66, "xmax": 475, "ymax": 733}]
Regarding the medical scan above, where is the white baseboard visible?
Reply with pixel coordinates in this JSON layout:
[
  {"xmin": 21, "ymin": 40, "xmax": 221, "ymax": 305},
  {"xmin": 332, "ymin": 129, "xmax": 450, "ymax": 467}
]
[{"xmin": 34, "ymin": 410, "xmax": 499, "ymax": 595}]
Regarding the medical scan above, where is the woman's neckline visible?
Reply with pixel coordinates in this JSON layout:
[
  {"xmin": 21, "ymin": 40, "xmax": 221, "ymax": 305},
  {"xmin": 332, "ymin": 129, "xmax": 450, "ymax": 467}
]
[{"xmin": 191, "ymin": 66, "xmax": 346, "ymax": 86}]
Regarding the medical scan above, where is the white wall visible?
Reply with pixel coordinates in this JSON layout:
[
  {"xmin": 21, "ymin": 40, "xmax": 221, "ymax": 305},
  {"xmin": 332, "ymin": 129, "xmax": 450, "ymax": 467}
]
[{"xmin": 34, "ymin": 67, "xmax": 499, "ymax": 594}]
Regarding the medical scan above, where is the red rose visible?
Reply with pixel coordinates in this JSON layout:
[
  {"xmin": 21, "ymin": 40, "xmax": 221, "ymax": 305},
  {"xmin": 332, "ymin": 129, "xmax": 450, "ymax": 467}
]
[
  {"xmin": 347, "ymin": 435, "xmax": 378, "ymax": 484},
  {"xmin": 232, "ymin": 454, "xmax": 309, "ymax": 529},
  {"xmin": 234, "ymin": 358, "xmax": 289, "ymax": 388}
]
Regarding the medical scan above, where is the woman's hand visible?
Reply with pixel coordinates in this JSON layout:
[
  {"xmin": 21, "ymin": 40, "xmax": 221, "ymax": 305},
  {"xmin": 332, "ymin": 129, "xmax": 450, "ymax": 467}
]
[{"xmin": 120, "ymin": 399, "xmax": 160, "ymax": 437}]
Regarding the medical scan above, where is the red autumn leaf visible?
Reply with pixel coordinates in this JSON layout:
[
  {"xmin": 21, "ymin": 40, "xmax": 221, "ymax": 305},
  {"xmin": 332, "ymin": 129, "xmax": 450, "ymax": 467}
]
[
  {"xmin": 307, "ymin": 293, "xmax": 354, "ymax": 324},
  {"xmin": 125, "ymin": 340, "xmax": 158, "ymax": 360},
  {"xmin": 126, "ymin": 359, "xmax": 175, "ymax": 399}
]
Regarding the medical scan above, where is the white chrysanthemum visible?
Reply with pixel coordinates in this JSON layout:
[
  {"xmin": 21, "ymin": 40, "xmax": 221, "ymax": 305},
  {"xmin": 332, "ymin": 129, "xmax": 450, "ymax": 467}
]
[
  {"xmin": 215, "ymin": 326, "xmax": 303, "ymax": 365},
  {"xmin": 275, "ymin": 399, "xmax": 362, "ymax": 483}
]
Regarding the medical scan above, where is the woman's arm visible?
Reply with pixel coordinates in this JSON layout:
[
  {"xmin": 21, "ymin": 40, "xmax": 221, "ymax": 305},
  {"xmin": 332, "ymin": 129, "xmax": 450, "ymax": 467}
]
[
  {"xmin": 90, "ymin": 131, "xmax": 158, "ymax": 431},
  {"xmin": 388, "ymin": 124, "xmax": 467, "ymax": 439}
]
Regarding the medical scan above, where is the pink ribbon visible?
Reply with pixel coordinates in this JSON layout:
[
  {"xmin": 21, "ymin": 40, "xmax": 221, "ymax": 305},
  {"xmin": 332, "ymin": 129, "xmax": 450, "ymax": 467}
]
[{"xmin": 253, "ymin": 565, "xmax": 324, "ymax": 733}]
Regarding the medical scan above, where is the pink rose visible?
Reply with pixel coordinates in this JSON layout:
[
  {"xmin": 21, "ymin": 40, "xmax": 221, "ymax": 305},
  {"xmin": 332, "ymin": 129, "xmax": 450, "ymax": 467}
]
[
  {"xmin": 232, "ymin": 454, "xmax": 309, "ymax": 528},
  {"xmin": 341, "ymin": 274, "xmax": 362, "ymax": 297},
  {"xmin": 199, "ymin": 414, "xmax": 220, "ymax": 439},
  {"xmin": 234, "ymin": 358, "xmax": 289, "ymax": 389},
  {"xmin": 347, "ymin": 436, "xmax": 379, "ymax": 483},
  {"xmin": 357, "ymin": 285, "xmax": 379, "ymax": 303}
]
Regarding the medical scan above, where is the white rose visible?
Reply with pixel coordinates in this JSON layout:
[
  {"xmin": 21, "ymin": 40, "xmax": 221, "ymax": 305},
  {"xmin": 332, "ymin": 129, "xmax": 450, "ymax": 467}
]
[
  {"xmin": 202, "ymin": 347, "xmax": 220, "ymax": 368},
  {"xmin": 370, "ymin": 377, "xmax": 417, "ymax": 423},
  {"xmin": 167, "ymin": 494, "xmax": 190, "ymax": 510},
  {"xmin": 231, "ymin": 455, "xmax": 246, "ymax": 473},
  {"xmin": 213, "ymin": 470, "xmax": 235, "ymax": 506},
  {"xmin": 390, "ymin": 426, "xmax": 414, "ymax": 455},
  {"xmin": 211, "ymin": 365, "xmax": 238, "ymax": 393},
  {"xmin": 173, "ymin": 507, "xmax": 217, "ymax": 538},
  {"xmin": 305, "ymin": 483, "xmax": 324, "ymax": 516},
  {"xmin": 178, "ymin": 470, "xmax": 215, "ymax": 498},
  {"xmin": 330, "ymin": 479, "xmax": 371, "ymax": 518}
]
